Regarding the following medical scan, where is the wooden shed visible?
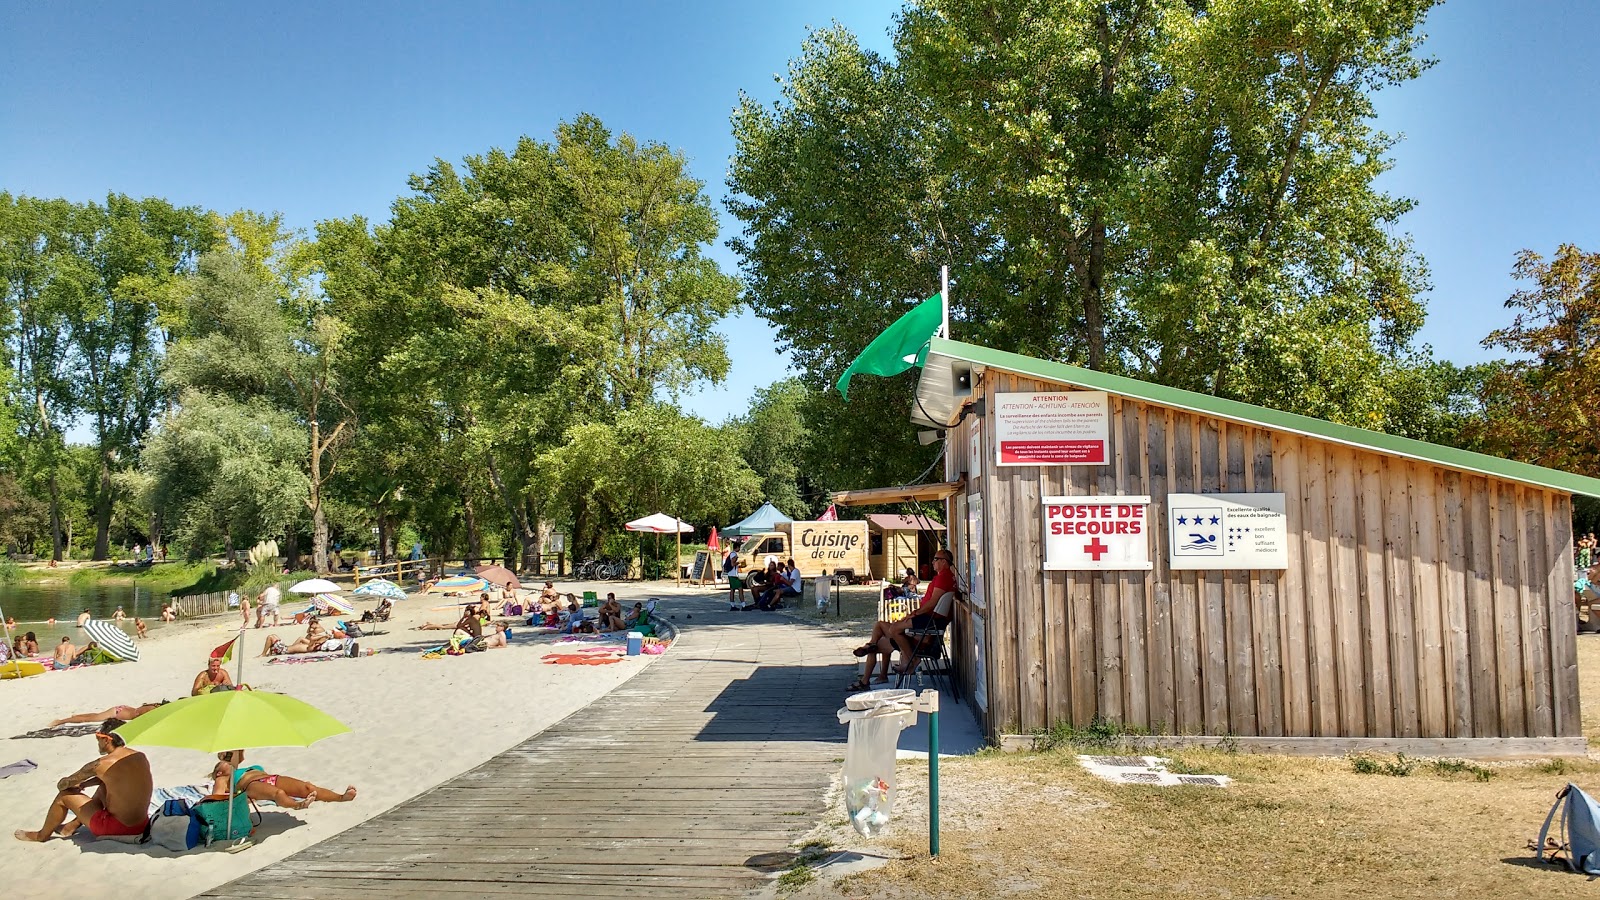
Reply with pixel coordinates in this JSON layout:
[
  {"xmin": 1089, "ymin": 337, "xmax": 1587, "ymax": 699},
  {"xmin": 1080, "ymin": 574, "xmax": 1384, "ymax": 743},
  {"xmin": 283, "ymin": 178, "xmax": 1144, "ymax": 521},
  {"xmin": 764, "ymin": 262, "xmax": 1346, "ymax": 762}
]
[
  {"xmin": 840, "ymin": 338, "xmax": 1600, "ymax": 757},
  {"xmin": 867, "ymin": 514, "xmax": 946, "ymax": 584}
]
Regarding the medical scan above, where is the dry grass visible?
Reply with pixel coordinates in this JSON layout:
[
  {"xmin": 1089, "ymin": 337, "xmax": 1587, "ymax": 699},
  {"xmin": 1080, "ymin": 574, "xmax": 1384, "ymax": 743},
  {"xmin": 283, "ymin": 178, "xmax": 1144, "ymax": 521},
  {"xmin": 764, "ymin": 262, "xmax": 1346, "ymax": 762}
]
[{"xmin": 782, "ymin": 634, "xmax": 1600, "ymax": 899}]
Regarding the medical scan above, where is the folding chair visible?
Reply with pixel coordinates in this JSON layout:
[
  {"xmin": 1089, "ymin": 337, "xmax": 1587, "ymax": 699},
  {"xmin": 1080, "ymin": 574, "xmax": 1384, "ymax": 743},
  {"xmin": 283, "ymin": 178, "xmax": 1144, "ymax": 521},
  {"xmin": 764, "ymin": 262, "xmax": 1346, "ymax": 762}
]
[{"xmin": 894, "ymin": 618, "xmax": 960, "ymax": 703}]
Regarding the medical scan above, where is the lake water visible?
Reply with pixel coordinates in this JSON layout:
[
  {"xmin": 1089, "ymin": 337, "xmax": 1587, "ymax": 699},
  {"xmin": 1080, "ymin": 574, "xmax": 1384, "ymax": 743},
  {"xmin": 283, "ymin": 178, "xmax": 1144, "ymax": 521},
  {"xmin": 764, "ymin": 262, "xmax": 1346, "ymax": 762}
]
[{"xmin": 0, "ymin": 580, "xmax": 170, "ymax": 627}]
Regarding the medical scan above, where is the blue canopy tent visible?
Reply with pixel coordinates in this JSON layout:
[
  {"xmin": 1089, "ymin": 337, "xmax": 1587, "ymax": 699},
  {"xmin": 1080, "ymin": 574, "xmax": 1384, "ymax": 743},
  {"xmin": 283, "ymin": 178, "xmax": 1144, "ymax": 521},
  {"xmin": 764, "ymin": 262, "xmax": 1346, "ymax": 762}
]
[{"xmin": 724, "ymin": 502, "xmax": 794, "ymax": 537}]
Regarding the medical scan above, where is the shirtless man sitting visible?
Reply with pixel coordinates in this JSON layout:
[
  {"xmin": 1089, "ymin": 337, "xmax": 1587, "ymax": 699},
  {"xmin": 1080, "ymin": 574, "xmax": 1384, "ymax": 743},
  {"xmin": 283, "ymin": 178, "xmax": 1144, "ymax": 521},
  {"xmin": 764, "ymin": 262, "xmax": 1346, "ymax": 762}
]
[{"xmin": 15, "ymin": 719, "xmax": 153, "ymax": 843}]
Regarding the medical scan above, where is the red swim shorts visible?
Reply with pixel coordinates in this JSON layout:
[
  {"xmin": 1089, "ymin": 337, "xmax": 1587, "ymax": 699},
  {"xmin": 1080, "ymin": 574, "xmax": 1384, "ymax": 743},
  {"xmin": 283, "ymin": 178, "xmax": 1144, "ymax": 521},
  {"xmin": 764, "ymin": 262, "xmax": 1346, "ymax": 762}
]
[{"xmin": 88, "ymin": 809, "xmax": 148, "ymax": 837}]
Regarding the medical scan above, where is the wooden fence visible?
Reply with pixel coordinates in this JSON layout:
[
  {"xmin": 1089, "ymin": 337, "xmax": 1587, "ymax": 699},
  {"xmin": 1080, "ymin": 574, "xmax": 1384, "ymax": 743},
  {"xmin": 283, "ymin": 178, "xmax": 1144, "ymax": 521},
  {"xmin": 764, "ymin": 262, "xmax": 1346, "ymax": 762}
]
[
  {"xmin": 168, "ymin": 591, "xmax": 233, "ymax": 619},
  {"xmin": 354, "ymin": 558, "xmax": 440, "ymax": 585}
]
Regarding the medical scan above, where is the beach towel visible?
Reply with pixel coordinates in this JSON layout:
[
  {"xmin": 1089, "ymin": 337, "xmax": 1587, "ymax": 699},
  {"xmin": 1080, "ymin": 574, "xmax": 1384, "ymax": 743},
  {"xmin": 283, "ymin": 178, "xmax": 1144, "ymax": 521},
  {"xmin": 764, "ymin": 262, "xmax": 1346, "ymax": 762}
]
[
  {"xmin": 0, "ymin": 758, "xmax": 37, "ymax": 778},
  {"xmin": 150, "ymin": 784, "xmax": 210, "ymax": 813},
  {"xmin": 10, "ymin": 724, "xmax": 101, "ymax": 740},
  {"xmin": 541, "ymin": 653, "xmax": 623, "ymax": 666}
]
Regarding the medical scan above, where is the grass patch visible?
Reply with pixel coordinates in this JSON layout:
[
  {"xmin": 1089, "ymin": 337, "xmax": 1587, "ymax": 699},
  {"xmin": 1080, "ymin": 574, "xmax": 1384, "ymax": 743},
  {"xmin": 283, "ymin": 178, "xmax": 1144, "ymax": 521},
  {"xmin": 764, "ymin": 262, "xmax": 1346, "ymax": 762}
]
[
  {"xmin": 35, "ymin": 561, "xmax": 245, "ymax": 596},
  {"xmin": 0, "ymin": 558, "xmax": 20, "ymax": 583},
  {"xmin": 1350, "ymin": 752, "xmax": 1417, "ymax": 777},
  {"xmin": 1033, "ymin": 717, "xmax": 1151, "ymax": 752},
  {"xmin": 776, "ymin": 842, "xmax": 832, "ymax": 894}
]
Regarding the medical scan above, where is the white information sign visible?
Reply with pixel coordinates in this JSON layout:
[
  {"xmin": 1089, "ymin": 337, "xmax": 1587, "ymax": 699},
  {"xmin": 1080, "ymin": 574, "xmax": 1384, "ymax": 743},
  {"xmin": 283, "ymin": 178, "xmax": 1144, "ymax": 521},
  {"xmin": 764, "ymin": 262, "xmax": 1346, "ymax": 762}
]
[
  {"xmin": 1043, "ymin": 496, "xmax": 1152, "ymax": 570},
  {"xmin": 995, "ymin": 391, "xmax": 1110, "ymax": 466},
  {"xmin": 1167, "ymin": 493, "xmax": 1289, "ymax": 570}
]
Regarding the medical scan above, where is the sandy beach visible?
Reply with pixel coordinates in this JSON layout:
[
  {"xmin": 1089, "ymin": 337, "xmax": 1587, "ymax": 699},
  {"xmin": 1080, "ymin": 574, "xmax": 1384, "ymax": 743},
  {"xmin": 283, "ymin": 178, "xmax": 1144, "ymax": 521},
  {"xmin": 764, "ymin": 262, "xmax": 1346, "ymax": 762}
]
[{"xmin": 0, "ymin": 582, "xmax": 678, "ymax": 899}]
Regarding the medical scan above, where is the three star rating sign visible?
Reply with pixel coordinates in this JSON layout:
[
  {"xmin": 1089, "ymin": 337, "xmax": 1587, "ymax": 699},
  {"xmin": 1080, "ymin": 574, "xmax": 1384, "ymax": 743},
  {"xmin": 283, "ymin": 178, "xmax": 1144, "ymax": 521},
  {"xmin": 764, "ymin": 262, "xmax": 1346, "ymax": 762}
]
[{"xmin": 1168, "ymin": 493, "xmax": 1288, "ymax": 570}]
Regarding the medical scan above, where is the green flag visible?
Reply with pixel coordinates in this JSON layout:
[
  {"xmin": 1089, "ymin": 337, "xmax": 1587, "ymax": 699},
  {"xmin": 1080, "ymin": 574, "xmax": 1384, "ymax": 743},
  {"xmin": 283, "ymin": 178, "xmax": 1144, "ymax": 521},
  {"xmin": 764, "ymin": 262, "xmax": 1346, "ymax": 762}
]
[{"xmin": 835, "ymin": 293, "xmax": 943, "ymax": 400}]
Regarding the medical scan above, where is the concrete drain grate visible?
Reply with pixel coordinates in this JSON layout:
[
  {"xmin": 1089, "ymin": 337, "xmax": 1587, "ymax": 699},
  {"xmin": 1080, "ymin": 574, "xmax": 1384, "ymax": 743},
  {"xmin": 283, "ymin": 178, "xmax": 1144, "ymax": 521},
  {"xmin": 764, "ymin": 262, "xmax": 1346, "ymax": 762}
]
[{"xmin": 1077, "ymin": 754, "xmax": 1233, "ymax": 788}]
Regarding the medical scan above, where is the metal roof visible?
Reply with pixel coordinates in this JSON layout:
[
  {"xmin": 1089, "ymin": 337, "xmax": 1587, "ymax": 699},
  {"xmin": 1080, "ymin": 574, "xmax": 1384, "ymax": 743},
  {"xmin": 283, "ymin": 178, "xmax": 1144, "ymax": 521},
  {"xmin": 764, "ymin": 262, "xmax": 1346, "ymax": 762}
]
[{"xmin": 915, "ymin": 337, "xmax": 1600, "ymax": 498}]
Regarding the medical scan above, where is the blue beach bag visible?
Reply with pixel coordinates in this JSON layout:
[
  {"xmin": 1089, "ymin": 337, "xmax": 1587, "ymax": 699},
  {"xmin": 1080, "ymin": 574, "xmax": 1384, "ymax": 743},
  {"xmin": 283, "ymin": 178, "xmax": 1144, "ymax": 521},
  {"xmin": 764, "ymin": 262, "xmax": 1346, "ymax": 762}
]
[{"xmin": 1536, "ymin": 783, "xmax": 1600, "ymax": 874}]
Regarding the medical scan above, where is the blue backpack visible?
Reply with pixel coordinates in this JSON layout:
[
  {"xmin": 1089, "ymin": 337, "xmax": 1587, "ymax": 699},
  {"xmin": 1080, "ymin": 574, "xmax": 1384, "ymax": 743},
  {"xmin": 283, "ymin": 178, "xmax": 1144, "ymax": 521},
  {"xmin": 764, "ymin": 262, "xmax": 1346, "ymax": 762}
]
[{"xmin": 1536, "ymin": 783, "xmax": 1600, "ymax": 874}]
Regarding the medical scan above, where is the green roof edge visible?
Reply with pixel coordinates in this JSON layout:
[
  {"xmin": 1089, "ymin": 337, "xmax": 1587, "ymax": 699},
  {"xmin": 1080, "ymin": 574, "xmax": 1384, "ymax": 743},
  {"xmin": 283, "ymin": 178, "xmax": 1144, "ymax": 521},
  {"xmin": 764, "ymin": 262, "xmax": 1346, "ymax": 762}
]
[{"xmin": 929, "ymin": 337, "xmax": 1600, "ymax": 499}]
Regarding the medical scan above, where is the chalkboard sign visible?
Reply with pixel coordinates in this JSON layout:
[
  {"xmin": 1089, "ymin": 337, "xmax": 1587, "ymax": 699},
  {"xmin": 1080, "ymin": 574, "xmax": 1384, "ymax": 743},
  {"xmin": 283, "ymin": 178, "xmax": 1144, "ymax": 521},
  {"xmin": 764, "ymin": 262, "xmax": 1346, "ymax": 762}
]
[{"xmin": 689, "ymin": 550, "xmax": 713, "ymax": 583}]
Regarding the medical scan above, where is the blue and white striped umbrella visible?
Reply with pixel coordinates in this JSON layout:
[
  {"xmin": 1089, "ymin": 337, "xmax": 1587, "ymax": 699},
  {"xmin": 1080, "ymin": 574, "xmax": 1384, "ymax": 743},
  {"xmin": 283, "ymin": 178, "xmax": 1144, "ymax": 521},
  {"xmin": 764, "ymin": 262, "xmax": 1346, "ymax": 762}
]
[
  {"xmin": 352, "ymin": 579, "xmax": 407, "ymax": 600},
  {"xmin": 82, "ymin": 619, "xmax": 139, "ymax": 662}
]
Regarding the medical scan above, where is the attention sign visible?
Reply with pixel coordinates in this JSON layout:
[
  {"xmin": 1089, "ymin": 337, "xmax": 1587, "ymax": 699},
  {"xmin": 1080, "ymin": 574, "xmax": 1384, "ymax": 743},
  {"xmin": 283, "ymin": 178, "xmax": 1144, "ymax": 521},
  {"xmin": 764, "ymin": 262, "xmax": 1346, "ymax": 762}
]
[
  {"xmin": 995, "ymin": 391, "xmax": 1110, "ymax": 466},
  {"xmin": 1042, "ymin": 496, "xmax": 1152, "ymax": 570},
  {"xmin": 1167, "ymin": 493, "xmax": 1289, "ymax": 570}
]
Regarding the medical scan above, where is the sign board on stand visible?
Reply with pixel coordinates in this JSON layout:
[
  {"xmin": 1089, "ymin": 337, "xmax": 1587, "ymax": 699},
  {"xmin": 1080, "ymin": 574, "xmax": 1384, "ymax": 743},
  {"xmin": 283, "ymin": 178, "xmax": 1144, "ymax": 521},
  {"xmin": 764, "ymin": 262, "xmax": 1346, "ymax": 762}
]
[
  {"xmin": 1167, "ymin": 493, "xmax": 1289, "ymax": 570},
  {"xmin": 1042, "ymin": 496, "xmax": 1152, "ymax": 570},
  {"xmin": 689, "ymin": 550, "xmax": 714, "ymax": 583},
  {"xmin": 994, "ymin": 391, "xmax": 1110, "ymax": 465}
]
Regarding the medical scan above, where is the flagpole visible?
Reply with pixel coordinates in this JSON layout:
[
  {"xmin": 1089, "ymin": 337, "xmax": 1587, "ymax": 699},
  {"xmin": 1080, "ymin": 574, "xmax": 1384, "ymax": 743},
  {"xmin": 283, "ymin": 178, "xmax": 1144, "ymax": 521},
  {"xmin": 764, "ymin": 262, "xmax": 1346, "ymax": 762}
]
[
  {"xmin": 940, "ymin": 265, "xmax": 949, "ymax": 338},
  {"xmin": 236, "ymin": 621, "xmax": 246, "ymax": 688}
]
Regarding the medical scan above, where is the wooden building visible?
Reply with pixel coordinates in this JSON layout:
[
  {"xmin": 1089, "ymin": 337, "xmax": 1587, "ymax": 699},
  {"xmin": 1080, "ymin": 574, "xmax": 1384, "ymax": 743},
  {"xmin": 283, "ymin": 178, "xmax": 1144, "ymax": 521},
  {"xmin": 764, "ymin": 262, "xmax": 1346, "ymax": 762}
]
[
  {"xmin": 836, "ymin": 338, "xmax": 1600, "ymax": 756},
  {"xmin": 867, "ymin": 513, "xmax": 945, "ymax": 584}
]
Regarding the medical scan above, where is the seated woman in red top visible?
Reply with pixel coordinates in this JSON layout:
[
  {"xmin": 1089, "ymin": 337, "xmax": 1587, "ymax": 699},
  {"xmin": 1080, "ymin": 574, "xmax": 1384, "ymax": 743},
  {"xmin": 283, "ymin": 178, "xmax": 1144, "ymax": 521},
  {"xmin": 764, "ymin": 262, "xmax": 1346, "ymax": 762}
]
[{"xmin": 848, "ymin": 550, "xmax": 957, "ymax": 690}]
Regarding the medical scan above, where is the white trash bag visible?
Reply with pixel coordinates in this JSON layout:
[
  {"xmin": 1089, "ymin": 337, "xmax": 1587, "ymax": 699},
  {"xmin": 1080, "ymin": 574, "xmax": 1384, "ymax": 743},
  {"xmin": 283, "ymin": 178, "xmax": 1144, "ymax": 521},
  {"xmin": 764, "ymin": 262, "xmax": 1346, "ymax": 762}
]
[{"xmin": 837, "ymin": 689, "xmax": 916, "ymax": 837}]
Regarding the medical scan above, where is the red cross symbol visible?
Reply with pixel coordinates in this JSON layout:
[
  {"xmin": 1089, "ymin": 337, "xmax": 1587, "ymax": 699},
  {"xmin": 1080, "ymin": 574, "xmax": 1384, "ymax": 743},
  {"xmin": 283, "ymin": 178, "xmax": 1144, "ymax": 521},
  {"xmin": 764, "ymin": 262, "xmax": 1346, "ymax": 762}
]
[{"xmin": 1083, "ymin": 538, "xmax": 1109, "ymax": 561}]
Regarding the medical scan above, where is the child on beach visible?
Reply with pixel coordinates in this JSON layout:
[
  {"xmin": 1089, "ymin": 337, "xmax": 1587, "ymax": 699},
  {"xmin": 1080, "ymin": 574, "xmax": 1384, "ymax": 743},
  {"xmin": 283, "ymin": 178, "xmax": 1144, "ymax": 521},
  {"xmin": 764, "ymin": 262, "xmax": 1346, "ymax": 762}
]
[{"xmin": 133, "ymin": 619, "xmax": 147, "ymax": 639}]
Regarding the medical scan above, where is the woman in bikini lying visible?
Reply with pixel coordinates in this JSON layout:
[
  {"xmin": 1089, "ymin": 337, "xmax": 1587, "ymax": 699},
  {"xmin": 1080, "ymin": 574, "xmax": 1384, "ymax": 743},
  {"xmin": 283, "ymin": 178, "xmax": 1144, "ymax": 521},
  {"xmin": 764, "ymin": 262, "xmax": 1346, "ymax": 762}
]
[
  {"xmin": 48, "ymin": 700, "xmax": 168, "ymax": 728},
  {"xmin": 212, "ymin": 750, "xmax": 357, "ymax": 809}
]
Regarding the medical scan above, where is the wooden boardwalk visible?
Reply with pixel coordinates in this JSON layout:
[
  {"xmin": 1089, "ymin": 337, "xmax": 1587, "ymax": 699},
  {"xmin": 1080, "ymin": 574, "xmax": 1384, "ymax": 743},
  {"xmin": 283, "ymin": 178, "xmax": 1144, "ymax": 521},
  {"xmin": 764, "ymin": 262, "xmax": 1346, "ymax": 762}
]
[{"xmin": 200, "ymin": 599, "xmax": 857, "ymax": 898}]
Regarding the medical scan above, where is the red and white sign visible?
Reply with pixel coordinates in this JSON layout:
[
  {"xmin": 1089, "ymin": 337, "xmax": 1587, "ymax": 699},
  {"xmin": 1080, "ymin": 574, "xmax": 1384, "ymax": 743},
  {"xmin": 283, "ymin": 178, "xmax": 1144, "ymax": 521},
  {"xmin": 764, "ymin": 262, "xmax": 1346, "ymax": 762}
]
[
  {"xmin": 1042, "ymin": 496, "xmax": 1152, "ymax": 571},
  {"xmin": 995, "ymin": 391, "xmax": 1110, "ymax": 466}
]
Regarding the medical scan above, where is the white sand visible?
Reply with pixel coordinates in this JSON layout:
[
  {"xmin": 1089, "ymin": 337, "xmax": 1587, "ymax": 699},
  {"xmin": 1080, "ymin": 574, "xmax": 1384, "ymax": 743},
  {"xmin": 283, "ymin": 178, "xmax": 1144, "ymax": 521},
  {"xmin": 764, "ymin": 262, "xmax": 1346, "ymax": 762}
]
[{"xmin": 0, "ymin": 586, "xmax": 673, "ymax": 899}]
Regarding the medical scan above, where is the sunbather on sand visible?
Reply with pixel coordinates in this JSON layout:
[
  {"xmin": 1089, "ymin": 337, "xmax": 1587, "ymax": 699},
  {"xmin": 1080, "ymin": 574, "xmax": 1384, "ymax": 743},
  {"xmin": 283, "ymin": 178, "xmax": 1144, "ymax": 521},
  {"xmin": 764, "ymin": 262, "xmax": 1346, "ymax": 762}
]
[
  {"xmin": 261, "ymin": 616, "xmax": 347, "ymax": 656},
  {"xmin": 49, "ymin": 701, "xmax": 168, "ymax": 728},
  {"xmin": 50, "ymin": 698, "xmax": 168, "ymax": 723},
  {"xmin": 212, "ymin": 750, "xmax": 356, "ymax": 809}
]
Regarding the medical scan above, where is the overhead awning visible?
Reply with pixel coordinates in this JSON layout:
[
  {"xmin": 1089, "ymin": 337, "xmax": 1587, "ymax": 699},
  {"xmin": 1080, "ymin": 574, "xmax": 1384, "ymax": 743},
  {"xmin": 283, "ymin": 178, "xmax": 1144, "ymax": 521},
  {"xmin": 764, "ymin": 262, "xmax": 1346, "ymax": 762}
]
[
  {"xmin": 831, "ymin": 479, "xmax": 965, "ymax": 507},
  {"xmin": 866, "ymin": 514, "xmax": 946, "ymax": 532}
]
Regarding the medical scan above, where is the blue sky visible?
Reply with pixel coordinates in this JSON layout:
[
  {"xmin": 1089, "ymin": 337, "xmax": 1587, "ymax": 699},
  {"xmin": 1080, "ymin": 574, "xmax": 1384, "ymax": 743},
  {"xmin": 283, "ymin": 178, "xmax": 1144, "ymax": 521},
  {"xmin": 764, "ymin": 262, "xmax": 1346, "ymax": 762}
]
[{"xmin": 2, "ymin": 0, "xmax": 1595, "ymax": 429}]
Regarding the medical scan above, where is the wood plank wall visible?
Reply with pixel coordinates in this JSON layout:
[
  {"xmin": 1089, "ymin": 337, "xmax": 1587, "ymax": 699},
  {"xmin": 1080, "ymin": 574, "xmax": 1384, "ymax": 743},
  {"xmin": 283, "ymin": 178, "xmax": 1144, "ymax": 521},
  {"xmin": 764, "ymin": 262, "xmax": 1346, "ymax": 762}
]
[{"xmin": 965, "ymin": 372, "xmax": 1581, "ymax": 739}]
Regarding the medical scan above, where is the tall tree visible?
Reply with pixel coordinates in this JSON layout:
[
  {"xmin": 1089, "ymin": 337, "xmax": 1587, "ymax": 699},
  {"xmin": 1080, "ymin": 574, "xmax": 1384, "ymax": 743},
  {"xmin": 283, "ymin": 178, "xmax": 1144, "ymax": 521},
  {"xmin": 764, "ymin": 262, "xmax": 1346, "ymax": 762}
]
[
  {"xmin": 730, "ymin": 1, "xmax": 1441, "ymax": 481},
  {"xmin": 57, "ymin": 195, "xmax": 215, "ymax": 559},
  {"xmin": 168, "ymin": 237, "xmax": 354, "ymax": 573},
  {"xmin": 735, "ymin": 378, "xmax": 816, "ymax": 518},
  {"xmin": 0, "ymin": 195, "xmax": 77, "ymax": 558},
  {"xmin": 1477, "ymin": 244, "xmax": 1600, "ymax": 475},
  {"xmin": 322, "ymin": 115, "xmax": 740, "ymax": 568}
]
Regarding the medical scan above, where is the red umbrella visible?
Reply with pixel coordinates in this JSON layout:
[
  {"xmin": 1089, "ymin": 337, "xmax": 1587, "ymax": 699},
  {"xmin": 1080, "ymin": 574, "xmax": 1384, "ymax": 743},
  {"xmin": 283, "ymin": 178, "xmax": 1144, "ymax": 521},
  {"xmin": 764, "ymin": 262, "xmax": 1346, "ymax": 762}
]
[{"xmin": 707, "ymin": 527, "xmax": 720, "ymax": 553}]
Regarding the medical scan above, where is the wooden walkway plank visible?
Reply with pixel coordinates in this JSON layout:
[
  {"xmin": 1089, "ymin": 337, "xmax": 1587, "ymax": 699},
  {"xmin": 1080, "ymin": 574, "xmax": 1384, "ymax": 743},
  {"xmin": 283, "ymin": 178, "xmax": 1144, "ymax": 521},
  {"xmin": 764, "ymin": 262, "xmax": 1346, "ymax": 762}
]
[{"xmin": 200, "ymin": 601, "xmax": 855, "ymax": 898}]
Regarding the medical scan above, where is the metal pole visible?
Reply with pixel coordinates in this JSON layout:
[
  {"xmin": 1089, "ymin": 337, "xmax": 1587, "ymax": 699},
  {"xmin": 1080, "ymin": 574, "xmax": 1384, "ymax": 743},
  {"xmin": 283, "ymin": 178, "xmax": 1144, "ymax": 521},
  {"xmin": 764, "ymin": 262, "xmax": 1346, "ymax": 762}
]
[
  {"xmin": 917, "ymin": 689, "xmax": 941, "ymax": 857},
  {"xmin": 940, "ymin": 265, "xmax": 949, "ymax": 339}
]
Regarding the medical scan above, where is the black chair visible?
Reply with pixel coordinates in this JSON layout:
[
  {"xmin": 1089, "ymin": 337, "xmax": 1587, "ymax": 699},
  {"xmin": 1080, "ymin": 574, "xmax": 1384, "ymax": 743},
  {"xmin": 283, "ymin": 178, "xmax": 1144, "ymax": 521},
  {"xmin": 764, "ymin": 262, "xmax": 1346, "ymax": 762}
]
[{"xmin": 894, "ymin": 618, "xmax": 959, "ymax": 703}]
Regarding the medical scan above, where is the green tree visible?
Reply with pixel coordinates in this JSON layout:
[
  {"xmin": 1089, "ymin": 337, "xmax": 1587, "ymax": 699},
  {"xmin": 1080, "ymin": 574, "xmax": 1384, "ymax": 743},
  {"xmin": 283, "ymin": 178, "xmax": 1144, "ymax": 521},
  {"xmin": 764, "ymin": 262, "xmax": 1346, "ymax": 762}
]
[
  {"xmin": 539, "ymin": 404, "xmax": 760, "ymax": 556},
  {"xmin": 56, "ymin": 195, "xmax": 215, "ymax": 559},
  {"xmin": 167, "ymin": 238, "xmax": 353, "ymax": 573},
  {"xmin": 321, "ymin": 115, "xmax": 741, "ymax": 568},
  {"xmin": 730, "ymin": 2, "xmax": 1441, "ymax": 479},
  {"xmin": 135, "ymin": 390, "xmax": 307, "ymax": 560},
  {"xmin": 734, "ymin": 378, "xmax": 816, "ymax": 518},
  {"xmin": 1, "ymin": 195, "xmax": 82, "ymax": 559},
  {"xmin": 1477, "ymin": 244, "xmax": 1600, "ymax": 476}
]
